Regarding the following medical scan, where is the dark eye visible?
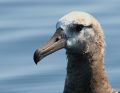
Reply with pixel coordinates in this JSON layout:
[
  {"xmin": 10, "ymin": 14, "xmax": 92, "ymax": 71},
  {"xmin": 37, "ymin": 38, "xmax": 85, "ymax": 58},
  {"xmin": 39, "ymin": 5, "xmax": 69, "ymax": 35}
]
[{"xmin": 74, "ymin": 24, "xmax": 84, "ymax": 32}]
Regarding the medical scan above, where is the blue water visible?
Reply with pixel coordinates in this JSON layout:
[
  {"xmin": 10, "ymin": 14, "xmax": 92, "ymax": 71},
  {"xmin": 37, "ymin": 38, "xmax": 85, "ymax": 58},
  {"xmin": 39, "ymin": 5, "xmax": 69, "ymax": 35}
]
[{"xmin": 0, "ymin": 0, "xmax": 120, "ymax": 93}]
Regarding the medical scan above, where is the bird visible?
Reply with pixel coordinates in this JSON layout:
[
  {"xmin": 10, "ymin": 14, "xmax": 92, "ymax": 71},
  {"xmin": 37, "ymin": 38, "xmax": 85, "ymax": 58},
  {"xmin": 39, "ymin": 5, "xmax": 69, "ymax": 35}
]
[{"xmin": 33, "ymin": 11, "xmax": 119, "ymax": 93}]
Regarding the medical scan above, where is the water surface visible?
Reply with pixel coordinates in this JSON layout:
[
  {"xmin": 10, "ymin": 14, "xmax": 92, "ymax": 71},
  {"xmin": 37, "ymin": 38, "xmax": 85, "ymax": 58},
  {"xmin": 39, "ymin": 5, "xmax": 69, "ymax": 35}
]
[{"xmin": 0, "ymin": 0, "xmax": 120, "ymax": 93}]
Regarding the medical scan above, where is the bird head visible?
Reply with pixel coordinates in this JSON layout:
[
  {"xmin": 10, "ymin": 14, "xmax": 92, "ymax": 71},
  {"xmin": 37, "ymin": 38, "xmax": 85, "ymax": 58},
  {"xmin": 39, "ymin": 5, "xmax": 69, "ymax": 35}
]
[{"xmin": 34, "ymin": 11, "xmax": 105, "ymax": 64}]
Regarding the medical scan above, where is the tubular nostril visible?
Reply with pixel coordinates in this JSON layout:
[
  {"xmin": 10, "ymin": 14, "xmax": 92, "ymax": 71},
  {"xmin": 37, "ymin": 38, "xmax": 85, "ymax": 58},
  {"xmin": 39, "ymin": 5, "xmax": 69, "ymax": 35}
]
[{"xmin": 55, "ymin": 36, "xmax": 61, "ymax": 42}]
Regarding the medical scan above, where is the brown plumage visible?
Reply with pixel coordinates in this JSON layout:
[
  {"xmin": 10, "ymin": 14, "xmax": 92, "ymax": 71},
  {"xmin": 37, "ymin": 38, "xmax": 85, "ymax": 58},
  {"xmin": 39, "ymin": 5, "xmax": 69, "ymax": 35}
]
[{"xmin": 33, "ymin": 11, "xmax": 119, "ymax": 93}]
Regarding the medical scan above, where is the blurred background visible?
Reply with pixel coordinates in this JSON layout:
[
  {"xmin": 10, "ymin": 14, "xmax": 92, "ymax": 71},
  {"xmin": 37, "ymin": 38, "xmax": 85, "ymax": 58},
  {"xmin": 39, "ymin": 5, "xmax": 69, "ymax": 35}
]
[{"xmin": 0, "ymin": 0, "xmax": 120, "ymax": 93}]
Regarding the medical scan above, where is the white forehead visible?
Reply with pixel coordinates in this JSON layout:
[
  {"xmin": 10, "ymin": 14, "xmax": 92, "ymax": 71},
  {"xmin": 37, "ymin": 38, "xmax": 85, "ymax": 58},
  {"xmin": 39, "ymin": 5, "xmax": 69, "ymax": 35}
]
[{"xmin": 56, "ymin": 11, "xmax": 94, "ymax": 29}]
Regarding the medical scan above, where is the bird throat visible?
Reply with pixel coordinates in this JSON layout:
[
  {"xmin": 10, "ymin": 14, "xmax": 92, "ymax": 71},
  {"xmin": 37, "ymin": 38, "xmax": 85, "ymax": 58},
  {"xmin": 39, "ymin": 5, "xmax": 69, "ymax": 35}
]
[{"xmin": 63, "ymin": 50, "xmax": 113, "ymax": 93}]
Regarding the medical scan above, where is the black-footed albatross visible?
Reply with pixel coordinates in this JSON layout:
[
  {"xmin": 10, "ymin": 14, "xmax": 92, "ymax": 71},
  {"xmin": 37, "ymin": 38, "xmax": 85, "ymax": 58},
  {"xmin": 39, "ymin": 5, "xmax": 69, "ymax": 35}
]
[{"xmin": 33, "ymin": 11, "xmax": 119, "ymax": 93}]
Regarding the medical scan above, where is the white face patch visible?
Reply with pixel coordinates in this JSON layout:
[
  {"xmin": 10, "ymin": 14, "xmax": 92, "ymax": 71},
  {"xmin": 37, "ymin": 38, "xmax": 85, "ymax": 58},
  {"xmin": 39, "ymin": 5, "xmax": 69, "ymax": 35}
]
[
  {"xmin": 57, "ymin": 21, "xmax": 95, "ymax": 49},
  {"xmin": 67, "ymin": 38, "xmax": 77, "ymax": 48},
  {"xmin": 78, "ymin": 28, "xmax": 95, "ymax": 41},
  {"xmin": 84, "ymin": 29, "xmax": 95, "ymax": 39},
  {"xmin": 66, "ymin": 28, "xmax": 95, "ymax": 50}
]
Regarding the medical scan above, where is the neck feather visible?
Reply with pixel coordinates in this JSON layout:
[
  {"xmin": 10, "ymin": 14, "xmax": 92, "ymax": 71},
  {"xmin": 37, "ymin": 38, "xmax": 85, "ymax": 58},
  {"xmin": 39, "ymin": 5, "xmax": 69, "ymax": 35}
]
[{"xmin": 63, "ymin": 51, "xmax": 113, "ymax": 93}]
